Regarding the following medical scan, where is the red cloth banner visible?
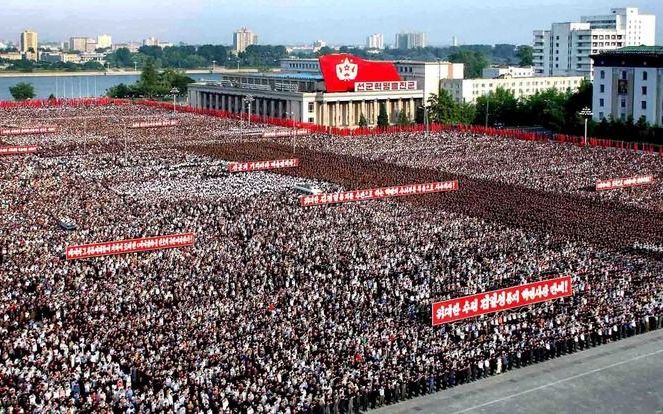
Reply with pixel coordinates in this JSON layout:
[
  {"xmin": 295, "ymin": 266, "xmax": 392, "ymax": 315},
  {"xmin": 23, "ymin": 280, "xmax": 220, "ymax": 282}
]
[
  {"xmin": 319, "ymin": 54, "xmax": 401, "ymax": 93},
  {"xmin": 0, "ymin": 127, "xmax": 56, "ymax": 136},
  {"xmin": 300, "ymin": 180, "xmax": 459, "ymax": 207},
  {"xmin": 227, "ymin": 158, "xmax": 300, "ymax": 173},
  {"xmin": 262, "ymin": 130, "xmax": 310, "ymax": 138},
  {"xmin": 66, "ymin": 233, "xmax": 194, "ymax": 260},
  {"xmin": 431, "ymin": 276, "xmax": 573, "ymax": 326},
  {"xmin": 595, "ymin": 175, "xmax": 654, "ymax": 191},
  {"xmin": 0, "ymin": 145, "xmax": 39, "ymax": 156},
  {"xmin": 129, "ymin": 120, "xmax": 179, "ymax": 129}
]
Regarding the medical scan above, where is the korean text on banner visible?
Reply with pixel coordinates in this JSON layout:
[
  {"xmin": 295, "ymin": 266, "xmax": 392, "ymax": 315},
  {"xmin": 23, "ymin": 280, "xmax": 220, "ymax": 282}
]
[{"xmin": 431, "ymin": 276, "xmax": 573, "ymax": 326}]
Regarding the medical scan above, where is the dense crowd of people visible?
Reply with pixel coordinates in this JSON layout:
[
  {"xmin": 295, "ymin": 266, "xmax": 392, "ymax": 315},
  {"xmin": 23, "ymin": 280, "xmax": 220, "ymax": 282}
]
[{"xmin": 1, "ymin": 104, "xmax": 662, "ymax": 414}]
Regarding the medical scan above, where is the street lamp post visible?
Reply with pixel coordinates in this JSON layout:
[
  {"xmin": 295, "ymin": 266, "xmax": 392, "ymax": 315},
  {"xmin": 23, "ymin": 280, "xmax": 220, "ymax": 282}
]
[
  {"xmin": 134, "ymin": 61, "xmax": 138, "ymax": 72},
  {"xmin": 285, "ymin": 111, "xmax": 295, "ymax": 153},
  {"xmin": 170, "ymin": 87, "xmax": 180, "ymax": 114},
  {"xmin": 212, "ymin": 60, "xmax": 216, "ymax": 73},
  {"xmin": 419, "ymin": 104, "xmax": 429, "ymax": 139},
  {"xmin": 485, "ymin": 95, "xmax": 490, "ymax": 129},
  {"xmin": 579, "ymin": 107, "xmax": 593, "ymax": 146},
  {"xmin": 243, "ymin": 95, "xmax": 255, "ymax": 129}
]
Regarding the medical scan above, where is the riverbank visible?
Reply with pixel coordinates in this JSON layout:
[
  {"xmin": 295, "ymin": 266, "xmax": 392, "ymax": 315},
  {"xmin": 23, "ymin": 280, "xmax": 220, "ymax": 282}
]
[{"xmin": 0, "ymin": 68, "xmax": 264, "ymax": 78}]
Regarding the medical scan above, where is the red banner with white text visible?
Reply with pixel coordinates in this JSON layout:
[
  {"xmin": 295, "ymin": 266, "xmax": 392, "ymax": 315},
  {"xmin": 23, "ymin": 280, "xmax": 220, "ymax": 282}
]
[
  {"xmin": 129, "ymin": 120, "xmax": 179, "ymax": 129},
  {"xmin": 0, "ymin": 127, "xmax": 56, "ymax": 136},
  {"xmin": 300, "ymin": 181, "xmax": 459, "ymax": 207},
  {"xmin": 227, "ymin": 158, "xmax": 300, "ymax": 173},
  {"xmin": 262, "ymin": 130, "xmax": 310, "ymax": 138},
  {"xmin": 66, "ymin": 233, "xmax": 194, "ymax": 260},
  {"xmin": 431, "ymin": 276, "xmax": 573, "ymax": 326},
  {"xmin": 595, "ymin": 175, "xmax": 654, "ymax": 191},
  {"xmin": 0, "ymin": 145, "xmax": 39, "ymax": 156}
]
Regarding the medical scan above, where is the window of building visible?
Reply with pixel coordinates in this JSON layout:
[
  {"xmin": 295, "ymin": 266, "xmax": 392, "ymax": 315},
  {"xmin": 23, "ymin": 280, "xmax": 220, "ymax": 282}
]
[
  {"xmin": 600, "ymin": 84, "xmax": 605, "ymax": 93},
  {"xmin": 599, "ymin": 98, "xmax": 604, "ymax": 107},
  {"xmin": 308, "ymin": 117, "xmax": 314, "ymax": 123},
  {"xmin": 643, "ymin": 72, "xmax": 648, "ymax": 81},
  {"xmin": 622, "ymin": 71, "xmax": 627, "ymax": 80},
  {"xmin": 308, "ymin": 102, "xmax": 314, "ymax": 112},
  {"xmin": 621, "ymin": 99, "xmax": 626, "ymax": 108},
  {"xmin": 641, "ymin": 101, "xmax": 646, "ymax": 110},
  {"xmin": 642, "ymin": 86, "xmax": 647, "ymax": 95},
  {"xmin": 599, "ymin": 112, "xmax": 604, "ymax": 119}
]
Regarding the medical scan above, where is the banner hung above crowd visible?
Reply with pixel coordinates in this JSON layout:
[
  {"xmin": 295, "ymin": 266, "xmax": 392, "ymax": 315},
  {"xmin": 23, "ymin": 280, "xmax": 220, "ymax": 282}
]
[
  {"xmin": 227, "ymin": 158, "xmax": 300, "ymax": 173},
  {"xmin": 0, "ymin": 145, "xmax": 39, "ymax": 156},
  {"xmin": 431, "ymin": 276, "xmax": 573, "ymax": 326},
  {"xmin": 129, "ymin": 120, "xmax": 179, "ymax": 129},
  {"xmin": 595, "ymin": 175, "xmax": 654, "ymax": 191},
  {"xmin": 300, "ymin": 181, "xmax": 459, "ymax": 206},
  {"xmin": 0, "ymin": 127, "xmax": 56, "ymax": 136},
  {"xmin": 66, "ymin": 233, "xmax": 195, "ymax": 260},
  {"xmin": 319, "ymin": 54, "xmax": 402, "ymax": 93}
]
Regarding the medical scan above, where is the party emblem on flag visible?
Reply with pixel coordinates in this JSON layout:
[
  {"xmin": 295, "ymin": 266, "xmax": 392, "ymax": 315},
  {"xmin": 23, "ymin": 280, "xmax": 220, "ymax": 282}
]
[{"xmin": 336, "ymin": 58, "xmax": 358, "ymax": 81}]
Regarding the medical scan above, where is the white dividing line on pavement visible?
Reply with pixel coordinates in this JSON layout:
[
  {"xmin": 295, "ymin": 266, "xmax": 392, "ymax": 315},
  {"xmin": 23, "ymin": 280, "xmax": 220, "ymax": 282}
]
[{"xmin": 449, "ymin": 348, "xmax": 663, "ymax": 414}]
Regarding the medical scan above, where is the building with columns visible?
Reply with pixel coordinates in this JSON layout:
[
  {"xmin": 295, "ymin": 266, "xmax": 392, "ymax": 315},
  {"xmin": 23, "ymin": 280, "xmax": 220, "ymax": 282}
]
[{"xmin": 187, "ymin": 55, "xmax": 457, "ymax": 128}]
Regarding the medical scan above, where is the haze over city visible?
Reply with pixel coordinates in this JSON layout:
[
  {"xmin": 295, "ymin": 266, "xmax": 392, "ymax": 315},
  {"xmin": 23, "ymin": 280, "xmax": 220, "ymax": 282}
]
[{"xmin": 2, "ymin": 0, "xmax": 662, "ymax": 45}]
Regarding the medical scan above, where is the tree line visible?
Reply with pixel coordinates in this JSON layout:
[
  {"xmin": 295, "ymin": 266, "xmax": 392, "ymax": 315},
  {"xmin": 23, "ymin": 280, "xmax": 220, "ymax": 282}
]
[{"xmin": 421, "ymin": 82, "xmax": 662, "ymax": 145}]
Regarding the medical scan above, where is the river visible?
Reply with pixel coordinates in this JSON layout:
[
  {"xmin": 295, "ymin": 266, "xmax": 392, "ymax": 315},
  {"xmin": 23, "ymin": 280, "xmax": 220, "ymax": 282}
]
[{"xmin": 0, "ymin": 73, "xmax": 223, "ymax": 100}]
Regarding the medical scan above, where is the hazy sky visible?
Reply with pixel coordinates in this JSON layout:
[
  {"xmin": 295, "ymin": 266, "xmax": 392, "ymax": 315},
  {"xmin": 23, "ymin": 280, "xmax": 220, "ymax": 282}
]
[{"xmin": 1, "ymin": 0, "xmax": 661, "ymax": 46}]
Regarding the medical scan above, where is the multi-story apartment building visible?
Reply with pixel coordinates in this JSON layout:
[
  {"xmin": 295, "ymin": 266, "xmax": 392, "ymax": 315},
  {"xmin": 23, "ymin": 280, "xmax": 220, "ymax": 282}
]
[
  {"xmin": 96, "ymin": 34, "xmax": 112, "ymax": 49},
  {"xmin": 366, "ymin": 33, "xmax": 384, "ymax": 50},
  {"xmin": 441, "ymin": 76, "xmax": 584, "ymax": 104},
  {"xmin": 20, "ymin": 30, "xmax": 38, "ymax": 53},
  {"xmin": 395, "ymin": 32, "xmax": 426, "ymax": 50},
  {"xmin": 233, "ymin": 28, "xmax": 258, "ymax": 54},
  {"xmin": 592, "ymin": 47, "xmax": 663, "ymax": 127},
  {"xmin": 533, "ymin": 7, "xmax": 655, "ymax": 78}
]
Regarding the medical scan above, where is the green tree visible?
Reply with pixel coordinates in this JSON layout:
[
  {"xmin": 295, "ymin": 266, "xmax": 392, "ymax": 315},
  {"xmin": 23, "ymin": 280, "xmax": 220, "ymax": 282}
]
[
  {"xmin": 9, "ymin": 82, "xmax": 35, "ymax": 101},
  {"xmin": 396, "ymin": 110, "xmax": 412, "ymax": 126},
  {"xmin": 475, "ymin": 87, "xmax": 520, "ymax": 127},
  {"xmin": 106, "ymin": 83, "xmax": 134, "ymax": 99},
  {"xmin": 377, "ymin": 103, "xmax": 389, "ymax": 128},
  {"xmin": 449, "ymin": 49, "xmax": 488, "ymax": 78},
  {"xmin": 516, "ymin": 45, "xmax": 534, "ymax": 66},
  {"xmin": 358, "ymin": 114, "xmax": 368, "ymax": 127},
  {"xmin": 138, "ymin": 60, "xmax": 160, "ymax": 97},
  {"xmin": 427, "ymin": 89, "xmax": 457, "ymax": 124}
]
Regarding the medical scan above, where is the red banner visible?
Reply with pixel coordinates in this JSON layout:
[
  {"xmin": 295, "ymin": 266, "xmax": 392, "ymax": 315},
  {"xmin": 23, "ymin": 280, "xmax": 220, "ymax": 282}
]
[
  {"xmin": 319, "ymin": 54, "xmax": 401, "ymax": 93},
  {"xmin": 431, "ymin": 276, "xmax": 573, "ymax": 326},
  {"xmin": 262, "ymin": 130, "xmax": 310, "ymax": 138},
  {"xmin": 596, "ymin": 175, "xmax": 654, "ymax": 191},
  {"xmin": 300, "ymin": 181, "xmax": 459, "ymax": 207},
  {"xmin": 66, "ymin": 233, "xmax": 194, "ymax": 260},
  {"xmin": 0, "ymin": 145, "xmax": 39, "ymax": 156},
  {"xmin": 129, "ymin": 120, "xmax": 179, "ymax": 129},
  {"xmin": 227, "ymin": 158, "xmax": 300, "ymax": 173},
  {"xmin": 0, "ymin": 127, "xmax": 56, "ymax": 136}
]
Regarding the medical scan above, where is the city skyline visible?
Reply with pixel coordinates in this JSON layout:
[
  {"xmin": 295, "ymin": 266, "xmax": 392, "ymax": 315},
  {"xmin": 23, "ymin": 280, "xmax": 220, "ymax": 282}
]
[{"xmin": 1, "ymin": 0, "xmax": 661, "ymax": 47}]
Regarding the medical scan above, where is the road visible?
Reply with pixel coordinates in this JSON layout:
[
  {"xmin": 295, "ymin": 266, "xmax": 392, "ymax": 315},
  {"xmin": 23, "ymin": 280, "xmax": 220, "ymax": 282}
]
[{"xmin": 373, "ymin": 329, "xmax": 663, "ymax": 414}]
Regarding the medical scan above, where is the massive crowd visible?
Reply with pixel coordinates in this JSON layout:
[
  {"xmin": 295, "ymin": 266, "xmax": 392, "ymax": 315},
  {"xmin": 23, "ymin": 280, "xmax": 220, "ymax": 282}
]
[{"xmin": 1, "ymin": 104, "xmax": 662, "ymax": 414}]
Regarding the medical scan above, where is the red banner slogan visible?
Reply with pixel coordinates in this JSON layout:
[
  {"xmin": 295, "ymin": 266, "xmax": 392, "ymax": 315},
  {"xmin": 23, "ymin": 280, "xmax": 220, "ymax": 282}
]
[
  {"xmin": 227, "ymin": 158, "xmax": 300, "ymax": 173},
  {"xmin": 595, "ymin": 175, "xmax": 654, "ymax": 191},
  {"xmin": 431, "ymin": 276, "xmax": 573, "ymax": 326},
  {"xmin": 66, "ymin": 233, "xmax": 194, "ymax": 260},
  {"xmin": 129, "ymin": 120, "xmax": 179, "ymax": 129},
  {"xmin": 0, "ymin": 127, "xmax": 56, "ymax": 136},
  {"xmin": 300, "ymin": 181, "xmax": 459, "ymax": 207},
  {"xmin": 0, "ymin": 145, "xmax": 38, "ymax": 156}
]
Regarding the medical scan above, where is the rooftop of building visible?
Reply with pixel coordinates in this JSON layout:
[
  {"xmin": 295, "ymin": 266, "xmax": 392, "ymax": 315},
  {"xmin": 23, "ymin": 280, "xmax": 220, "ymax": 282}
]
[{"xmin": 600, "ymin": 46, "xmax": 663, "ymax": 55}]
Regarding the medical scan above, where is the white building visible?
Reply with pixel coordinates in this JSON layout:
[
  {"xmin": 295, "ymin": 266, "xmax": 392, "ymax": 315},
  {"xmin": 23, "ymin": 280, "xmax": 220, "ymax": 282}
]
[
  {"xmin": 366, "ymin": 33, "xmax": 384, "ymax": 50},
  {"xmin": 533, "ymin": 7, "xmax": 655, "ymax": 78},
  {"xmin": 482, "ymin": 66, "xmax": 535, "ymax": 79},
  {"xmin": 441, "ymin": 76, "xmax": 584, "ymax": 104},
  {"xmin": 395, "ymin": 61, "xmax": 464, "ymax": 100},
  {"xmin": 143, "ymin": 37, "xmax": 159, "ymax": 47},
  {"xmin": 188, "ymin": 55, "xmax": 463, "ymax": 127},
  {"xmin": 592, "ymin": 47, "xmax": 663, "ymax": 127},
  {"xmin": 395, "ymin": 32, "xmax": 426, "ymax": 50},
  {"xmin": 97, "ymin": 34, "xmax": 112, "ymax": 49},
  {"xmin": 233, "ymin": 28, "xmax": 258, "ymax": 54}
]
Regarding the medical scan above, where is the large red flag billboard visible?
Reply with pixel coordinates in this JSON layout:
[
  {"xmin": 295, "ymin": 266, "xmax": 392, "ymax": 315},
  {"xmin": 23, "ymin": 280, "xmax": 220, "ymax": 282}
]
[
  {"xmin": 431, "ymin": 276, "xmax": 573, "ymax": 326},
  {"xmin": 319, "ymin": 54, "xmax": 401, "ymax": 93}
]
